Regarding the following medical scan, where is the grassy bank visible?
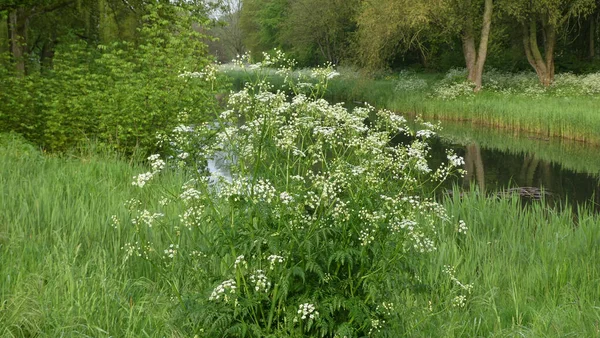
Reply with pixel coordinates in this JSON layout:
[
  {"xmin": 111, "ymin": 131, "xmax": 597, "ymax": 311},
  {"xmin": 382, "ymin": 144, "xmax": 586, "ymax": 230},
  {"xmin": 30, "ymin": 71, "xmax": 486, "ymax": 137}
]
[
  {"xmin": 224, "ymin": 66, "xmax": 600, "ymax": 145},
  {"xmin": 0, "ymin": 134, "xmax": 190, "ymax": 337},
  {"xmin": 2, "ymin": 133, "xmax": 600, "ymax": 335}
]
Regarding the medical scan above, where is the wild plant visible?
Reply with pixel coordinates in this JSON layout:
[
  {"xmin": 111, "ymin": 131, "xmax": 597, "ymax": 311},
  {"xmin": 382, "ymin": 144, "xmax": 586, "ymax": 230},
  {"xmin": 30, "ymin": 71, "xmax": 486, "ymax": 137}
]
[
  {"xmin": 395, "ymin": 70, "xmax": 429, "ymax": 92},
  {"xmin": 122, "ymin": 51, "xmax": 466, "ymax": 336}
]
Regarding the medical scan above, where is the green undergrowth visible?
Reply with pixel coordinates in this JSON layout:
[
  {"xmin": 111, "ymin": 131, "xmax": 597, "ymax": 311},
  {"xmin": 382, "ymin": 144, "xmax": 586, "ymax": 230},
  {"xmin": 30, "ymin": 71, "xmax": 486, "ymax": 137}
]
[
  {"xmin": 2, "ymin": 129, "xmax": 600, "ymax": 335},
  {"xmin": 223, "ymin": 66, "xmax": 600, "ymax": 145}
]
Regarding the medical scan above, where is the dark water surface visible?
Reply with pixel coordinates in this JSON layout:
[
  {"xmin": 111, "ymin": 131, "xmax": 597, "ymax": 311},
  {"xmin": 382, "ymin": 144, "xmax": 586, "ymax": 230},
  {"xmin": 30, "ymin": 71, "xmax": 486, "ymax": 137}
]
[{"xmin": 426, "ymin": 120, "xmax": 600, "ymax": 211}]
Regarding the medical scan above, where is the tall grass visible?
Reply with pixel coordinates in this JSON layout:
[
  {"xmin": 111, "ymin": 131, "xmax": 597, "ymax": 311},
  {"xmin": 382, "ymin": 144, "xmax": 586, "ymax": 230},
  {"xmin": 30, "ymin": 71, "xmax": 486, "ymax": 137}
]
[
  {"xmin": 0, "ymin": 134, "xmax": 189, "ymax": 337},
  {"xmin": 415, "ymin": 192, "xmax": 600, "ymax": 337}
]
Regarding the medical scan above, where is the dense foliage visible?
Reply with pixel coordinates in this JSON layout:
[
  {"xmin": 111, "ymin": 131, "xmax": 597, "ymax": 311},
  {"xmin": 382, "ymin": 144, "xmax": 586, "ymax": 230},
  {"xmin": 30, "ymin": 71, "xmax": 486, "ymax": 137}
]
[
  {"xmin": 236, "ymin": 0, "xmax": 600, "ymax": 86},
  {"xmin": 0, "ymin": 2, "xmax": 226, "ymax": 153}
]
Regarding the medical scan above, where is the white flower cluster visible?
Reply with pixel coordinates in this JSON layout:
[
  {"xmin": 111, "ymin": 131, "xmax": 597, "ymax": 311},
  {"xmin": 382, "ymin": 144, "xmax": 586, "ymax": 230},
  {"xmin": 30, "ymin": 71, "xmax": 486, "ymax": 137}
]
[
  {"xmin": 180, "ymin": 206, "xmax": 204, "ymax": 230},
  {"xmin": 443, "ymin": 265, "xmax": 473, "ymax": 309},
  {"xmin": 110, "ymin": 215, "xmax": 119, "ymax": 229},
  {"xmin": 452, "ymin": 295, "xmax": 467, "ymax": 308},
  {"xmin": 409, "ymin": 230, "xmax": 436, "ymax": 253},
  {"xmin": 123, "ymin": 198, "xmax": 141, "ymax": 210},
  {"xmin": 158, "ymin": 197, "xmax": 171, "ymax": 206},
  {"xmin": 179, "ymin": 64, "xmax": 218, "ymax": 82},
  {"xmin": 249, "ymin": 270, "xmax": 271, "ymax": 292},
  {"xmin": 368, "ymin": 318, "xmax": 385, "ymax": 335},
  {"xmin": 311, "ymin": 63, "xmax": 339, "ymax": 80},
  {"xmin": 131, "ymin": 154, "xmax": 165, "ymax": 188},
  {"xmin": 447, "ymin": 151, "xmax": 465, "ymax": 167},
  {"xmin": 395, "ymin": 70, "xmax": 429, "ymax": 92},
  {"xmin": 148, "ymin": 154, "xmax": 165, "ymax": 171},
  {"xmin": 279, "ymin": 191, "xmax": 294, "ymax": 204},
  {"xmin": 251, "ymin": 179, "xmax": 277, "ymax": 204},
  {"xmin": 180, "ymin": 187, "xmax": 202, "ymax": 202},
  {"xmin": 132, "ymin": 210, "xmax": 164, "ymax": 228},
  {"xmin": 163, "ymin": 244, "xmax": 179, "ymax": 259},
  {"xmin": 131, "ymin": 172, "xmax": 154, "ymax": 188},
  {"xmin": 295, "ymin": 303, "xmax": 319, "ymax": 321},
  {"xmin": 234, "ymin": 255, "xmax": 247, "ymax": 269},
  {"xmin": 267, "ymin": 254, "xmax": 285, "ymax": 270},
  {"xmin": 359, "ymin": 227, "xmax": 376, "ymax": 247},
  {"xmin": 390, "ymin": 218, "xmax": 417, "ymax": 234},
  {"xmin": 456, "ymin": 220, "xmax": 468, "ymax": 234},
  {"xmin": 377, "ymin": 302, "xmax": 395, "ymax": 316},
  {"xmin": 209, "ymin": 279, "xmax": 237, "ymax": 302},
  {"xmin": 122, "ymin": 241, "xmax": 152, "ymax": 260}
]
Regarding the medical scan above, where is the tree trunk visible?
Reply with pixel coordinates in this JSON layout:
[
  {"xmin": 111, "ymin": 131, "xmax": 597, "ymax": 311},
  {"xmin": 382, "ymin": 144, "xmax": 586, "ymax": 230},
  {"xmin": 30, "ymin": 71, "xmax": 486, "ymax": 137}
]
[
  {"xmin": 523, "ymin": 19, "xmax": 555, "ymax": 87},
  {"xmin": 590, "ymin": 15, "xmax": 595, "ymax": 59},
  {"xmin": 461, "ymin": 0, "xmax": 493, "ymax": 92},
  {"xmin": 8, "ymin": 8, "xmax": 27, "ymax": 76},
  {"xmin": 473, "ymin": 0, "xmax": 493, "ymax": 92},
  {"xmin": 461, "ymin": 16, "xmax": 477, "ymax": 81}
]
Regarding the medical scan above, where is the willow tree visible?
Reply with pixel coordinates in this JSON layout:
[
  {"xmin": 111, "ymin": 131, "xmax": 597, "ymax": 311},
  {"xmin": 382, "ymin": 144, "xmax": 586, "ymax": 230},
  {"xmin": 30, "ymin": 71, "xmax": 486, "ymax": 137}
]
[
  {"xmin": 355, "ymin": 0, "xmax": 431, "ymax": 70},
  {"xmin": 455, "ymin": 0, "xmax": 493, "ymax": 91},
  {"xmin": 282, "ymin": 0, "xmax": 359, "ymax": 65},
  {"xmin": 502, "ymin": 0, "xmax": 596, "ymax": 86},
  {"xmin": 356, "ymin": 0, "xmax": 493, "ymax": 91}
]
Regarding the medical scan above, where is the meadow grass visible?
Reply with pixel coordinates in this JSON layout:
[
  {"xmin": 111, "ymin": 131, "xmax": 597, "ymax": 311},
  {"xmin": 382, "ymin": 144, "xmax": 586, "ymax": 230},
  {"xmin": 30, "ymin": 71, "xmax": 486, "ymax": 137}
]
[
  {"xmin": 0, "ymin": 134, "xmax": 190, "ymax": 337},
  {"xmin": 1, "ymin": 132, "xmax": 600, "ymax": 336},
  {"xmin": 224, "ymin": 67, "xmax": 600, "ymax": 145},
  {"xmin": 420, "ymin": 192, "xmax": 600, "ymax": 337}
]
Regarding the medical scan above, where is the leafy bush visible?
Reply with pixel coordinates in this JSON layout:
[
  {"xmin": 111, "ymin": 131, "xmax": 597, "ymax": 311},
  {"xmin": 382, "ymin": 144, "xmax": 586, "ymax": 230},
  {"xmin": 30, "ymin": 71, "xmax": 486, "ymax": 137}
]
[
  {"xmin": 121, "ymin": 52, "xmax": 466, "ymax": 336},
  {"xmin": 0, "ymin": 4, "xmax": 226, "ymax": 154}
]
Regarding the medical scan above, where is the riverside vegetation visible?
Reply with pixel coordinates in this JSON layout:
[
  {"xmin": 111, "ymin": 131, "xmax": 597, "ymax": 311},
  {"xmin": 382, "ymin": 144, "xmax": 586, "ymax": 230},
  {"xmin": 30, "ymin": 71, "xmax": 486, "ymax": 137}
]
[
  {"xmin": 225, "ymin": 66, "xmax": 600, "ymax": 145},
  {"xmin": 2, "ymin": 52, "xmax": 600, "ymax": 337}
]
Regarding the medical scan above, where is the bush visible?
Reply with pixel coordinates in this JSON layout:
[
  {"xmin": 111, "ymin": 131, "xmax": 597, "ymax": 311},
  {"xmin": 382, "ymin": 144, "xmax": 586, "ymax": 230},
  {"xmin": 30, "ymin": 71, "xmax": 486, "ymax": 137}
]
[
  {"xmin": 121, "ymin": 52, "xmax": 466, "ymax": 336},
  {"xmin": 0, "ymin": 4, "xmax": 226, "ymax": 154}
]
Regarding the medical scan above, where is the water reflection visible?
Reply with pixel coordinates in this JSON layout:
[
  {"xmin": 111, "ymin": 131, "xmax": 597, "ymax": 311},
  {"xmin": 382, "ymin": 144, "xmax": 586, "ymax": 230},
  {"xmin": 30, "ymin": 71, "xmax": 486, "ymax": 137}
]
[{"xmin": 442, "ymin": 139, "xmax": 600, "ymax": 213}]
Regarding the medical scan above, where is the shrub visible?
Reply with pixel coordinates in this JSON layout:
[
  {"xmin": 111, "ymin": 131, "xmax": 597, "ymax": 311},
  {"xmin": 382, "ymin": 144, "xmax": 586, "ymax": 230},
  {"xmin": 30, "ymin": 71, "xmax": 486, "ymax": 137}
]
[
  {"xmin": 0, "ymin": 4, "xmax": 226, "ymax": 154},
  {"xmin": 121, "ymin": 52, "xmax": 466, "ymax": 336}
]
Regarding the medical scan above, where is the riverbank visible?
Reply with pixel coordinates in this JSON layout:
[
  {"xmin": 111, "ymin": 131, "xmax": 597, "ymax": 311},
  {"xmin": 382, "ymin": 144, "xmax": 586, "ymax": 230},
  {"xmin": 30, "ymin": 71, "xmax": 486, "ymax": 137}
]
[
  {"xmin": 2, "ymin": 134, "xmax": 599, "ymax": 336},
  {"xmin": 224, "ymin": 66, "xmax": 600, "ymax": 145}
]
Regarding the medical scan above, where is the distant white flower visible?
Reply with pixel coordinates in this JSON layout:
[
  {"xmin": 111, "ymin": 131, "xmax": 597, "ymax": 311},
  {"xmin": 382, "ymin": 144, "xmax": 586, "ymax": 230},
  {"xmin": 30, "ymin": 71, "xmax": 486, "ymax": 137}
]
[
  {"xmin": 132, "ymin": 172, "xmax": 154, "ymax": 188},
  {"xmin": 209, "ymin": 279, "xmax": 237, "ymax": 302}
]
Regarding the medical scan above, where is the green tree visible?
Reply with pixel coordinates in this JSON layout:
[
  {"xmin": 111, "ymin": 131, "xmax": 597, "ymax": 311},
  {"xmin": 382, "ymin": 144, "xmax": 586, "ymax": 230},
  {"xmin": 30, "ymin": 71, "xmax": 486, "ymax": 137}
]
[
  {"xmin": 356, "ymin": 0, "xmax": 494, "ymax": 91},
  {"xmin": 355, "ymin": 0, "xmax": 432, "ymax": 70},
  {"xmin": 1, "ymin": 0, "xmax": 76, "ymax": 75},
  {"xmin": 282, "ymin": 0, "xmax": 359, "ymax": 65},
  {"xmin": 502, "ymin": 0, "xmax": 596, "ymax": 85},
  {"xmin": 239, "ymin": 0, "xmax": 288, "ymax": 57}
]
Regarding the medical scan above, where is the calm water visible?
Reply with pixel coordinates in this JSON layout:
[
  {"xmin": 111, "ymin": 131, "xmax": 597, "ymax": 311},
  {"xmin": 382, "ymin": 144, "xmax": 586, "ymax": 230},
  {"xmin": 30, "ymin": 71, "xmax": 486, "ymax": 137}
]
[{"xmin": 426, "ymin": 121, "xmax": 600, "ymax": 211}]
